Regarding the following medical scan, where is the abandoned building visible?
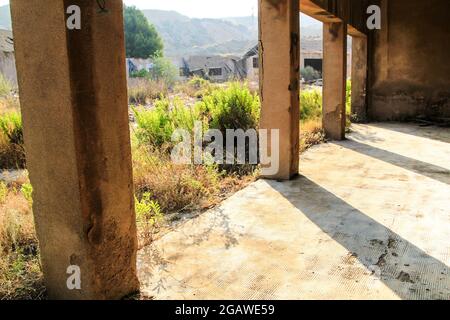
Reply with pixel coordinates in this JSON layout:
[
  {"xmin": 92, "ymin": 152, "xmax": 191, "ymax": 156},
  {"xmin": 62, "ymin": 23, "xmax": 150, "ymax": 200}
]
[
  {"xmin": 8, "ymin": 0, "xmax": 450, "ymax": 299},
  {"xmin": 125, "ymin": 57, "xmax": 154, "ymax": 79},
  {"xmin": 178, "ymin": 55, "xmax": 242, "ymax": 82},
  {"xmin": 0, "ymin": 28, "xmax": 16, "ymax": 86}
]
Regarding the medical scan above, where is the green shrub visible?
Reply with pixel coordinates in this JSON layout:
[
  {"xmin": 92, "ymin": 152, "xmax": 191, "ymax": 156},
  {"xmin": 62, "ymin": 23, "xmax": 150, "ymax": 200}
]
[
  {"xmin": 0, "ymin": 112, "xmax": 23, "ymax": 146},
  {"xmin": 135, "ymin": 192, "xmax": 163, "ymax": 227},
  {"xmin": 133, "ymin": 98, "xmax": 200, "ymax": 148},
  {"xmin": 130, "ymin": 69, "xmax": 150, "ymax": 79},
  {"xmin": 20, "ymin": 183, "xmax": 33, "ymax": 207},
  {"xmin": 150, "ymin": 57, "xmax": 178, "ymax": 87},
  {"xmin": 0, "ymin": 112, "xmax": 26, "ymax": 169},
  {"xmin": 300, "ymin": 66, "xmax": 321, "ymax": 82},
  {"xmin": 198, "ymin": 82, "xmax": 260, "ymax": 132},
  {"xmin": 300, "ymin": 88, "xmax": 322, "ymax": 121}
]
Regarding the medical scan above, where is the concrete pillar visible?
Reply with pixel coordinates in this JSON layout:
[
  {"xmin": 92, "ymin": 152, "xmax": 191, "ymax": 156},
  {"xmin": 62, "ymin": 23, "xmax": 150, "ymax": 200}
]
[
  {"xmin": 351, "ymin": 35, "xmax": 368, "ymax": 122},
  {"xmin": 323, "ymin": 22, "xmax": 347, "ymax": 140},
  {"xmin": 11, "ymin": 0, "xmax": 139, "ymax": 299},
  {"xmin": 259, "ymin": 0, "xmax": 300, "ymax": 180}
]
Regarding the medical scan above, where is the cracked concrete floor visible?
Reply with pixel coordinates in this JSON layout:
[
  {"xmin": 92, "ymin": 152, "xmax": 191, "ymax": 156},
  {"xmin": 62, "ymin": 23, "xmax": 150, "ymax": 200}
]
[{"xmin": 138, "ymin": 123, "xmax": 450, "ymax": 300}]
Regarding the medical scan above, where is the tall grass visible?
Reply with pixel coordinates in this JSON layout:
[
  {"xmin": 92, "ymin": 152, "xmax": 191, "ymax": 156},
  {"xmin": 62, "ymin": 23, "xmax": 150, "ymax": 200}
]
[
  {"xmin": 0, "ymin": 74, "xmax": 12, "ymax": 97},
  {"xmin": 133, "ymin": 97, "xmax": 200, "ymax": 148},
  {"xmin": 0, "ymin": 180, "xmax": 45, "ymax": 300},
  {"xmin": 0, "ymin": 111, "xmax": 26, "ymax": 169},
  {"xmin": 175, "ymin": 76, "xmax": 217, "ymax": 98},
  {"xmin": 128, "ymin": 78, "xmax": 168, "ymax": 105},
  {"xmin": 300, "ymin": 88, "xmax": 322, "ymax": 121}
]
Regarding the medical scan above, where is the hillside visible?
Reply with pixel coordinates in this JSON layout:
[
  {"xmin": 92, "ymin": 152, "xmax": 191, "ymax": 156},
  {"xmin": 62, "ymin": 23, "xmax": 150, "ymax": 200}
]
[
  {"xmin": 0, "ymin": 5, "xmax": 323, "ymax": 58},
  {"xmin": 142, "ymin": 10, "xmax": 257, "ymax": 58}
]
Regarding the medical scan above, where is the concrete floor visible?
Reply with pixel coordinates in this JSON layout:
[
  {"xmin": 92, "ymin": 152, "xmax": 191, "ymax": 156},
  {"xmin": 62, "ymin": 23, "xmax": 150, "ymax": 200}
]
[{"xmin": 138, "ymin": 123, "xmax": 450, "ymax": 300}]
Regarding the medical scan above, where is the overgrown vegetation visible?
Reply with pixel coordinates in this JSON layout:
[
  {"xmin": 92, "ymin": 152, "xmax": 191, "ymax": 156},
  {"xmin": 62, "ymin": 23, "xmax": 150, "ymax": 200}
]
[
  {"xmin": 0, "ymin": 74, "xmax": 355, "ymax": 299},
  {"xmin": 128, "ymin": 78, "xmax": 169, "ymax": 105},
  {"xmin": 129, "ymin": 57, "xmax": 179, "ymax": 88},
  {"xmin": 0, "ymin": 112, "xmax": 25, "ymax": 169},
  {"xmin": 175, "ymin": 76, "xmax": 217, "ymax": 99},
  {"xmin": 0, "ymin": 179, "xmax": 45, "ymax": 300},
  {"xmin": 0, "ymin": 75, "xmax": 25, "ymax": 170},
  {"xmin": 300, "ymin": 66, "xmax": 321, "ymax": 82},
  {"xmin": 131, "ymin": 82, "xmax": 260, "ymax": 222}
]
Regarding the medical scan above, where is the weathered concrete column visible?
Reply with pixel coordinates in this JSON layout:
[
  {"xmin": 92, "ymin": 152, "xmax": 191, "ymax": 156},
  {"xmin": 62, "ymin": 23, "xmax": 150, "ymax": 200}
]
[
  {"xmin": 351, "ymin": 35, "xmax": 368, "ymax": 122},
  {"xmin": 11, "ymin": 0, "xmax": 139, "ymax": 299},
  {"xmin": 323, "ymin": 22, "xmax": 347, "ymax": 140},
  {"xmin": 259, "ymin": 0, "xmax": 300, "ymax": 180}
]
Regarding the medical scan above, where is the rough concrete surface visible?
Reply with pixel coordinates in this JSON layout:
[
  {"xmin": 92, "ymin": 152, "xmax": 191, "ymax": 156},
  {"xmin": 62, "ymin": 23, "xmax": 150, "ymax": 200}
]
[{"xmin": 138, "ymin": 123, "xmax": 450, "ymax": 300}]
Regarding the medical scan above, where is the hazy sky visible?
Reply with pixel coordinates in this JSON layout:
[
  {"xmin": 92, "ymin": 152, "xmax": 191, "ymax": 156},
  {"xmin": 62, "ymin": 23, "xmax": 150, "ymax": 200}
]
[{"xmin": 0, "ymin": 0, "xmax": 258, "ymax": 18}]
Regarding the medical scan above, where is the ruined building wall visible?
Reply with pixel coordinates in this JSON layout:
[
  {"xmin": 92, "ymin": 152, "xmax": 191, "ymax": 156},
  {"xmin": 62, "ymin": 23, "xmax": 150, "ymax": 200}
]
[{"xmin": 368, "ymin": 0, "xmax": 450, "ymax": 120}]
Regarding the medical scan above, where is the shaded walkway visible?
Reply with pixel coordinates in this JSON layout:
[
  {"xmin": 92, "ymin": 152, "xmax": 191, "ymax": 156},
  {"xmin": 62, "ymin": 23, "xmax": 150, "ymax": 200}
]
[{"xmin": 138, "ymin": 123, "xmax": 450, "ymax": 300}]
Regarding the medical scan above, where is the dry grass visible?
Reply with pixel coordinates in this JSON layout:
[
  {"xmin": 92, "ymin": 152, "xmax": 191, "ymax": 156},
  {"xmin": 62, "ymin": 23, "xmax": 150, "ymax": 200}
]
[
  {"xmin": 132, "ymin": 144, "xmax": 222, "ymax": 213},
  {"xmin": 174, "ymin": 76, "xmax": 217, "ymax": 99},
  {"xmin": 128, "ymin": 78, "xmax": 169, "ymax": 105},
  {"xmin": 300, "ymin": 118, "xmax": 325, "ymax": 153},
  {"xmin": 0, "ymin": 96, "xmax": 20, "ymax": 114},
  {"xmin": 0, "ymin": 179, "xmax": 45, "ymax": 300},
  {"xmin": 0, "ymin": 81, "xmax": 328, "ymax": 300}
]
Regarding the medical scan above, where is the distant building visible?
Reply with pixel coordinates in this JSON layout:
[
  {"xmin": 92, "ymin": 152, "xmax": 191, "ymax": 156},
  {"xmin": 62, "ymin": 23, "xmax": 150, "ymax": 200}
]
[
  {"xmin": 0, "ymin": 29, "xmax": 17, "ymax": 86},
  {"xmin": 175, "ymin": 44, "xmax": 349, "ymax": 83},
  {"xmin": 179, "ymin": 55, "xmax": 243, "ymax": 82},
  {"xmin": 126, "ymin": 58, "xmax": 154, "ymax": 79},
  {"xmin": 238, "ymin": 45, "xmax": 259, "ymax": 82}
]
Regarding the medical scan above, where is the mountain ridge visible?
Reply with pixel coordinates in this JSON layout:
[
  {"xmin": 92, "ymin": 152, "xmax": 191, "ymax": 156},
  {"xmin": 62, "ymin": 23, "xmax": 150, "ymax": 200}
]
[{"xmin": 0, "ymin": 6, "xmax": 322, "ymax": 58}]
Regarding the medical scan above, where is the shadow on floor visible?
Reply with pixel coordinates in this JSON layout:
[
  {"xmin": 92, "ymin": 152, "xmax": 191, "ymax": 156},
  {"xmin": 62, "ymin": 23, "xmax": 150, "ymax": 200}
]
[
  {"xmin": 268, "ymin": 176, "xmax": 449, "ymax": 300},
  {"xmin": 336, "ymin": 139, "xmax": 450, "ymax": 185},
  {"xmin": 369, "ymin": 123, "xmax": 450, "ymax": 144}
]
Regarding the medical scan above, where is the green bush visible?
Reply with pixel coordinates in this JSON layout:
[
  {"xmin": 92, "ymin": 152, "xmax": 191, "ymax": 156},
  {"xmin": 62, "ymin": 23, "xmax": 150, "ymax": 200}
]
[
  {"xmin": 130, "ymin": 69, "xmax": 150, "ymax": 79},
  {"xmin": 129, "ymin": 58, "xmax": 178, "ymax": 87},
  {"xmin": 300, "ymin": 66, "xmax": 321, "ymax": 82},
  {"xmin": 150, "ymin": 57, "xmax": 178, "ymax": 87},
  {"xmin": 300, "ymin": 88, "xmax": 322, "ymax": 121},
  {"xmin": 133, "ymin": 98, "xmax": 200, "ymax": 148},
  {"xmin": 20, "ymin": 183, "xmax": 33, "ymax": 207},
  {"xmin": 0, "ymin": 112, "xmax": 23, "ymax": 146},
  {"xmin": 135, "ymin": 192, "xmax": 163, "ymax": 227},
  {"xmin": 0, "ymin": 112, "xmax": 26, "ymax": 169},
  {"xmin": 198, "ymin": 82, "xmax": 260, "ymax": 132}
]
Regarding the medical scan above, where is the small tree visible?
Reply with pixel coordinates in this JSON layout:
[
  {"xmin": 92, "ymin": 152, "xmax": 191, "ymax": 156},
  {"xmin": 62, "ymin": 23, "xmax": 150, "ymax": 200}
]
[
  {"xmin": 150, "ymin": 57, "xmax": 178, "ymax": 87},
  {"xmin": 300, "ymin": 66, "xmax": 321, "ymax": 82},
  {"xmin": 124, "ymin": 6, "xmax": 164, "ymax": 58}
]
